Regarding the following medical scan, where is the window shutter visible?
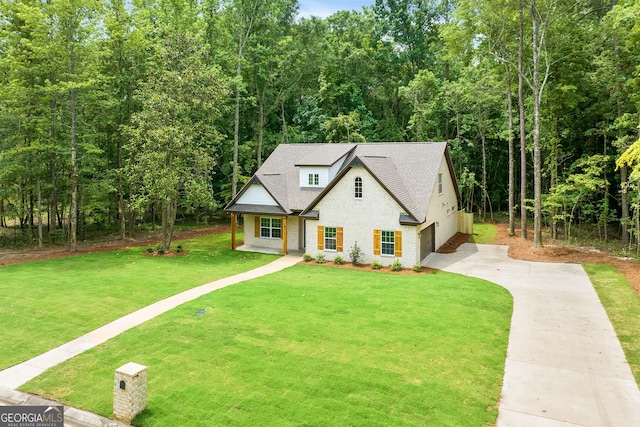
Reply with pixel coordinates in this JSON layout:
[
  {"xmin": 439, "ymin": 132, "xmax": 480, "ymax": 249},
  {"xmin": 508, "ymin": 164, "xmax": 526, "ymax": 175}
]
[
  {"xmin": 254, "ymin": 217, "xmax": 260, "ymax": 238},
  {"xmin": 373, "ymin": 229, "xmax": 381, "ymax": 255},
  {"xmin": 337, "ymin": 227, "xmax": 343, "ymax": 252},
  {"xmin": 395, "ymin": 231, "xmax": 402, "ymax": 257},
  {"xmin": 317, "ymin": 226, "xmax": 324, "ymax": 250}
]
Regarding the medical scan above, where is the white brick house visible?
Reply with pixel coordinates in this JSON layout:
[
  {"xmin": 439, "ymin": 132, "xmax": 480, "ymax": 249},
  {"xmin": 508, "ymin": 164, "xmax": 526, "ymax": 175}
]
[{"xmin": 224, "ymin": 142, "xmax": 460, "ymax": 266}]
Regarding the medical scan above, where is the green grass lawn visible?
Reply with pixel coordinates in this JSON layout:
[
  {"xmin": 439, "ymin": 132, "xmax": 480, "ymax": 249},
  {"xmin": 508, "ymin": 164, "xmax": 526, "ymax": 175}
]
[
  {"xmin": 469, "ymin": 223, "xmax": 497, "ymax": 244},
  {"xmin": 0, "ymin": 231, "xmax": 278, "ymax": 370},
  {"xmin": 584, "ymin": 263, "xmax": 640, "ymax": 385},
  {"xmin": 23, "ymin": 265, "xmax": 512, "ymax": 426}
]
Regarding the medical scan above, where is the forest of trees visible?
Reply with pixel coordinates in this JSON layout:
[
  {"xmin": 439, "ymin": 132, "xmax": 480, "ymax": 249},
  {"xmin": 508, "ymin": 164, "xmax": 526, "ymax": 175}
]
[{"xmin": 1, "ymin": 0, "xmax": 639, "ymax": 252}]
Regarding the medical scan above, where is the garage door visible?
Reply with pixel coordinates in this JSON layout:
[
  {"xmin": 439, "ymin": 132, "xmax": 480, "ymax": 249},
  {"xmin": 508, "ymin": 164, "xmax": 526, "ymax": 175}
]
[{"xmin": 420, "ymin": 224, "xmax": 435, "ymax": 261}]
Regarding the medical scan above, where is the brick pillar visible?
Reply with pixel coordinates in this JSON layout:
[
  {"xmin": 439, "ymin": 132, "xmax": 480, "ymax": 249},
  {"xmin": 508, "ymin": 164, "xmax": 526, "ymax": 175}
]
[{"xmin": 114, "ymin": 362, "xmax": 148, "ymax": 424}]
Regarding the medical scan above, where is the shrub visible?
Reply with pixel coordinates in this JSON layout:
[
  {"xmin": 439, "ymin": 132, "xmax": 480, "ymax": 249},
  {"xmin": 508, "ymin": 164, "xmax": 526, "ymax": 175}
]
[
  {"xmin": 349, "ymin": 242, "xmax": 365, "ymax": 264},
  {"xmin": 315, "ymin": 253, "xmax": 326, "ymax": 264},
  {"xmin": 157, "ymin": 248, "xmax": 165, "ymax": 255},
  {"xmin": 390, "ymin": 259, "xmax": 403, "ymax": 272},
  {"xmin": 176, "ymin": 245, "xmax": 183, "ymax": 253},
  {"xmin": 302, "ymin": 253, "xmax": 314, "ymax": 262},
  {"xmin": 334, "ymin": 255, "xmax": 344, "ymax": 265},
  {"xmin": 146, "ymin": 247, "xmax": 154, "ymax": 254},
  {"xmin": 412, "ymin": 263, "xmax": 422, "ymax": 272},
  {"xmin": 370, "ymin": 260, "xmax": 382, "ymax": 270}
]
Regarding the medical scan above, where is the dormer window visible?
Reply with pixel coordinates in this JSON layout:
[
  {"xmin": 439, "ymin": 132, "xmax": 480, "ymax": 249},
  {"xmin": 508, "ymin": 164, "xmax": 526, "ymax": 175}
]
[
  {"xmin": 354, "ymin": 177, "xmax": 362, "ymax": 199},
  {"xmin": 308, "ymin": 173, "xmax": 319, "ymax": 186}
]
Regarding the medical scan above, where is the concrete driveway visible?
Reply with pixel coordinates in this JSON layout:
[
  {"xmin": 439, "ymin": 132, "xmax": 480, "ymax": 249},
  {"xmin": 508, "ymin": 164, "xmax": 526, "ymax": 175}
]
[{"xmin": 425, "ymin": 243, "xmax": 640, "ymax": 426}]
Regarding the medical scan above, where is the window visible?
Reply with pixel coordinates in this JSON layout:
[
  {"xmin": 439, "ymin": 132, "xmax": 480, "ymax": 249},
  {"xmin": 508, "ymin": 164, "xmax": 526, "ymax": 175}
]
[
  {"xmin": 324, "ymin": 227, "xmax": 337, "ymax": 250},
  {"xmin": 438, "ymin": 173, "xmax": 443, "ymax": 194},
  {"xmin": 308, "ymin": 173, "xmax": 319, "ymax": 186},
  {"xmin": 317, "ymin": 226, "xmax": 343, "ymax": 251},
  {"xmin": 260, "ymin": 217, "xmax": 281, "ymax": 238},
  {"xmin": 381, "ymin": 230, "xmax": 395, "ymax": 255},
  {"xmin": 373, "ymin": 229, "xmax": 402, "ymax": 257},
  {"xmin": 354, "ymin": 177, "xmax": 362, "ymax": 198}
]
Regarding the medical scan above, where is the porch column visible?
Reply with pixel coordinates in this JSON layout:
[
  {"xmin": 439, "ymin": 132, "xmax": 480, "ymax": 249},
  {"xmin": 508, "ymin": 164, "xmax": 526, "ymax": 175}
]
[
  {"xmin": 231, "ymin": 214, "xmax": 237, "ymax": 250},
  {"xmin": 281, "ymin": 216, "xmax": 288, "ymax": 255}
]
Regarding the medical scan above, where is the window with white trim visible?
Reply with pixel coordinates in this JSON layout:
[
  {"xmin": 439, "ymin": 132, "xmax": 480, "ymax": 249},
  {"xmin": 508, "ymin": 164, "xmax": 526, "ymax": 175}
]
[
  {"xmin": 308, "ymin": 173, "xmax": 319, "ymax": 186},
  {"xmin": 381, "ymin": 230, "xmax": 395, "ymax": 255},
  {"xmin": 354, "ymin": 177, "xmax": 362, "ymax": 198},
  {"xmin": 438, "ymin": 173, "xmax": 443, "ymax": 194},
  {"xmin": 260, "ymin": 217, "xmax": 281, "ymax": 238},
  {"xmin": 324, "ymin": 227, "xmax": 337, "ymax": 250}
]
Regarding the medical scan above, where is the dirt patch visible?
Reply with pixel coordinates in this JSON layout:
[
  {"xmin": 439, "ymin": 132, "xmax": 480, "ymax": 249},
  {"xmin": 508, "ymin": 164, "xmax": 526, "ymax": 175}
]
[
  {"xmin": 437, "ymin": 232, "xmax": 471, "ymax": 254},
  {"xmin": 0, "ymin": 225, "xmax": 229, "ymax": 267}
]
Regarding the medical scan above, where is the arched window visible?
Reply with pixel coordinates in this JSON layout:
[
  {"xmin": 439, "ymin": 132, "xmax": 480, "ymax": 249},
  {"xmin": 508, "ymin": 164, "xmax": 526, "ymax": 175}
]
[{"xmin": 354, "ymin": 177, "xmax": 363, "ymax": 199}]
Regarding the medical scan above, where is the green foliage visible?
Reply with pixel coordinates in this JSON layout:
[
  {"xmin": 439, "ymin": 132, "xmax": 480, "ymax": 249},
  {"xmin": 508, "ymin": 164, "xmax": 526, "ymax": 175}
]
[
  {"xmin": 125, "ymin": 31, "xmax": 228, "ymax": 250},
  {"xmin": 349, "ymin": 241, "xmax": 365, "ymax": 265},
  {"xmin": 390, "ymin": 258, "xmax": 403, "ymax": 271},
  {"xmin": 302, "ymin": 253, "xmax": 314, "ymax": 262},
  {"xmin": 315, "ymin": 252, "xmax": 326, "ymax": 264},
  {"xmin": 0, "ymin": 0, "xmax": 639, "ymax": 251},
  {"xmin": 545, "ymin": 155, "xmax": 611, "ymax": 240},
  {"xmin": 334, "ymin": 255, "xmax": 344, "ymax": 265},
  {"xmin": 323, "ymin": 111, "xmax": 367, "ymax": 143},
  {"xmin": 412, "ymin": 263, "xmax": 422, "ymax": 272},
  {"xmin": 370, "ymin": 259, "xmax": 383, "ymax": 270},
  {"xmin": 617, "ymin": 139, "xmax": 640, "ymax": 182}
]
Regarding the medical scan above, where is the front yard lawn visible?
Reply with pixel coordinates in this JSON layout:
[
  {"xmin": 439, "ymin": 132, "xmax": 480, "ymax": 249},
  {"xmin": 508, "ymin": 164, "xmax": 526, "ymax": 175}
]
[
  {"xmin": 0, "ymin": 231, "xmax": 278, "ymax": 370},
  {"xmin": 23, "ymin": 265, "xmax": 512, "ymax": 426},
  {"xmin": 585, "ymin": 263, "xmax": 640, "ymax": 385}
]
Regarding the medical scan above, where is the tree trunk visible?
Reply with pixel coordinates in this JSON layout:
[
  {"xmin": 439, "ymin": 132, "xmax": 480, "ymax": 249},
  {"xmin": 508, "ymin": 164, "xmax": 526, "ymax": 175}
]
[
  {"xmin": 519, "ymin": 0, "xmax": 528, "ymax": 239},
  {"xmin": 49, "ymin": 98, "xmax": 59, "ymax": 237},
  {"xmin": 621, "ymin": 165, "xmax": 629, "ymax": 243},
  {"xmin": 281, "ymin": 100, "xmax": 288, "ymax": 144},
  {"xmin": 118, "ymin": 133, "xmax": 126, "ymax": 240},
  {"xmin": 37, "ymin": 175, "xmax": 43, "ymax": 248},
  {"xmin": 232, "ymin": 39, "xmax": 242, "ymax": 197},
  {"xmin": 69, "ymin": 45, "xmax": 78, "ymax": 253},
  {"xmin": 506, "ymin": 65, "xmax": 515, "ymax": 236},
  {"xmin": 531, "ymin": 0, "xmax": 543, "ymax": 248},
  {"xmin": 258, "ymin": 92, "xmax": 265, "ymax": 168}
]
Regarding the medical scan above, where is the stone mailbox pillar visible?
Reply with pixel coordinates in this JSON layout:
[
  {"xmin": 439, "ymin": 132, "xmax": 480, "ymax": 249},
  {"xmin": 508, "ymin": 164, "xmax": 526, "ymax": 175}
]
[{"xmin": 114, "ymin": 362, "xmax": 148, "ymax": 423}]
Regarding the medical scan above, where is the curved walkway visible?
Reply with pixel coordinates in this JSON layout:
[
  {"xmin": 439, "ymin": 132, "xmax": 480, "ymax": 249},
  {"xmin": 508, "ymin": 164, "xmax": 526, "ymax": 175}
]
[
  {"xmin": 0, "ymin": 255, "xmax": 301, "ymax": 390},
  {"xmin": 425, "ymin": 243, "xmax": 640, "ymax": 426}
]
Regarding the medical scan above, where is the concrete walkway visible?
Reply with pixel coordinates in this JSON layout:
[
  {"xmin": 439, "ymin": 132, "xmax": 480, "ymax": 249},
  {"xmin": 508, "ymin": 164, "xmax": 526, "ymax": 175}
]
[
  {"xmin": 425, "ymin": 243, "xmax": 640, "ymax": 426},
  {"xmin": 0, "ymin": 255, "xmax": 301, "ymax": 390}
]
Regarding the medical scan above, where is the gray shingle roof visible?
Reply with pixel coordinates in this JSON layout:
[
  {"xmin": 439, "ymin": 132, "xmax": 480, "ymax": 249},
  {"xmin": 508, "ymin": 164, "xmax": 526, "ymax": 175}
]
[{"xmin": 225, "ymin": 142, "xmax": 459, "ymax": 224}]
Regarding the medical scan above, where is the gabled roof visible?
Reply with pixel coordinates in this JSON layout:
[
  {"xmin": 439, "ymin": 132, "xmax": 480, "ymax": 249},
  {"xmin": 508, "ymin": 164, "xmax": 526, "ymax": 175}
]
[{"xmin": 224, "ymin": 142, "xmax": 460, "ymax": 224}]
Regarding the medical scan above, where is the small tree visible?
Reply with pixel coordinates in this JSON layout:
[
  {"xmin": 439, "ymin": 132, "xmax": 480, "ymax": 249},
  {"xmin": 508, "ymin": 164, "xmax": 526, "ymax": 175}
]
[{"xmin": 349, "ymin": 241, "xmax": 365, "ymax": 264}]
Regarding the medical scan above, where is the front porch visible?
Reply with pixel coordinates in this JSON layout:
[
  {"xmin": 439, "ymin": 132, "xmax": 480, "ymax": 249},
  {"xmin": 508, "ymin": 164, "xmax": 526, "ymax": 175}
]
[{"xmin": 230, "ymin": 213, "xmax": 305, "ymax": 256}]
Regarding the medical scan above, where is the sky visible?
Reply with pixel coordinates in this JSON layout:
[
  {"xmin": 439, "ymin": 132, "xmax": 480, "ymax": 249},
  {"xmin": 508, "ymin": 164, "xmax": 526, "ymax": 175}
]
[{"xmin": 298, "ymin": 0, "xmax": 375, "ymax": 19}]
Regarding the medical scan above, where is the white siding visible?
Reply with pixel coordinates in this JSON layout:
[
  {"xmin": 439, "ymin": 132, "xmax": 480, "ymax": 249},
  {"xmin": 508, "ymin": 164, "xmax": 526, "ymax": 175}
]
[
  {"xmin": 422, "ymin": 157, "xmax": 458, "ymax": 251},
  {"xmin": 299, "ymin": 167, "xmax": 330, "ymax": 188},
  {"xmin": 237, "ymin": 185, "xmax": 277, "ymax": 206},
  {"xmin": 306, "ymin": 167, "xmax": 418, "ymax": 267}
]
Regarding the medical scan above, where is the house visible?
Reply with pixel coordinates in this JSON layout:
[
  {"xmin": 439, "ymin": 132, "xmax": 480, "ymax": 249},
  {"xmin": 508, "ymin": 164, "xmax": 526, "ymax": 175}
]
[{"xmin": 224, "ymin": 142, "xmax": 461, "ymax": 266}]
